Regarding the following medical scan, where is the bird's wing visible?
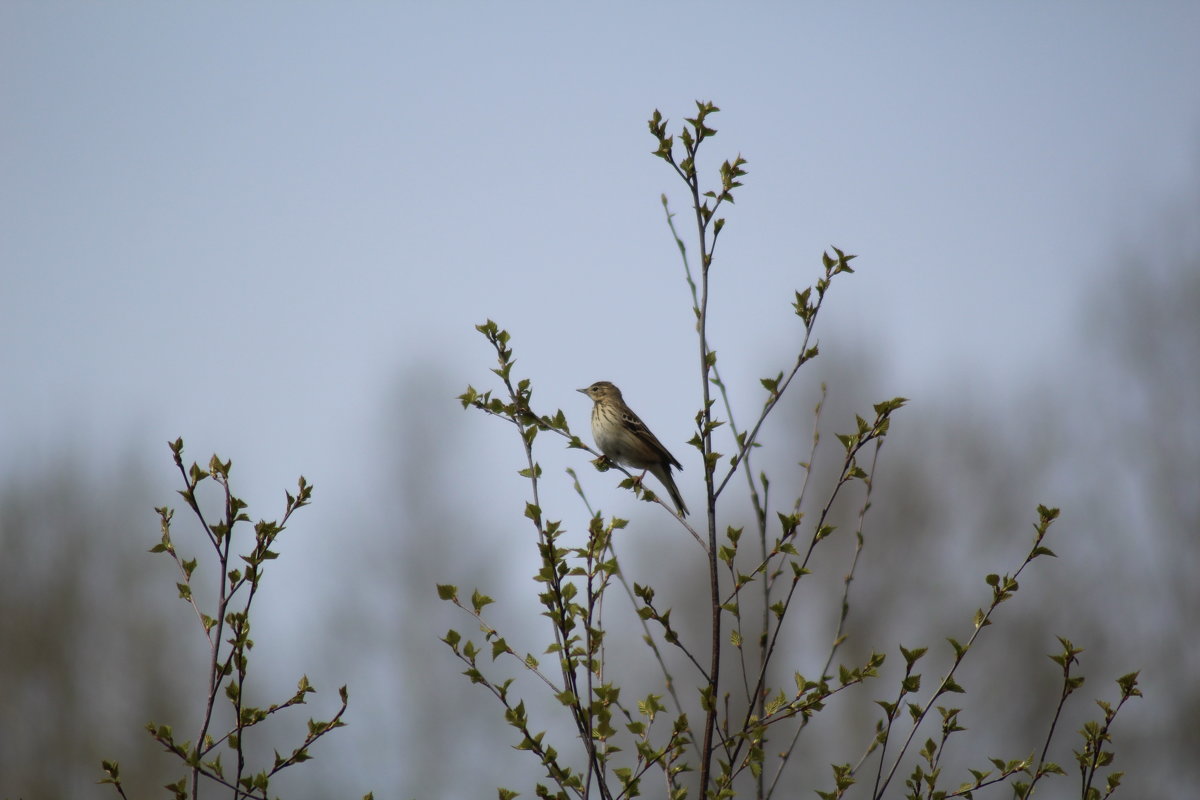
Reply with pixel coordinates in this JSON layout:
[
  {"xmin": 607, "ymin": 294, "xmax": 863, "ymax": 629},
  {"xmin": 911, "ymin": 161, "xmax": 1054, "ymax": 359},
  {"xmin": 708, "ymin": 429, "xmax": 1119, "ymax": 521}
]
[{"xmin": 619, "ymin": 407, "xmax": 683, "ymax": 470}]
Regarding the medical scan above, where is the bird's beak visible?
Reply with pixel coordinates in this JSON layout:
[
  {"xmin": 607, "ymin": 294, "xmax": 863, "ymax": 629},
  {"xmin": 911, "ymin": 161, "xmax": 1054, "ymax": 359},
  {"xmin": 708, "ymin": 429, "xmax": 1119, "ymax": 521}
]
[{"xmin": 576, "ymin": 388, "xmax": 588, "ymax": 395}]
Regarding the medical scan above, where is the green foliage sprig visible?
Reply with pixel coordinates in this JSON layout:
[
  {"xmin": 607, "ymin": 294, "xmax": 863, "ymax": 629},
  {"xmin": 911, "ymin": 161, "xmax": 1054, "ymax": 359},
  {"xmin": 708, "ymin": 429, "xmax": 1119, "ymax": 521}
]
[{"xmin": 100, "ymin": 438, "xmax": 368, "ymax": 800}]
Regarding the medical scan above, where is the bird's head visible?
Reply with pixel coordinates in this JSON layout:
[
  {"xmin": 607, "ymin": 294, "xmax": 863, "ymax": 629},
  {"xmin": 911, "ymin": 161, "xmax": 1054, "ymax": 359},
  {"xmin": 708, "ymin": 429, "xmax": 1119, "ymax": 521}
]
[{"xmin": 577, "ymin": 381, "xmax": 622, "ymax": 402}]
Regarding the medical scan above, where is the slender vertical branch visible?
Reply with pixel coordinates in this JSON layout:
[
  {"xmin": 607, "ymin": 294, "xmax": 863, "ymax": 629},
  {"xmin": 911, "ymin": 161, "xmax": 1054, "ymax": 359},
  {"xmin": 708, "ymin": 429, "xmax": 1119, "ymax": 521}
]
[
  {"xmin": 664, "ymin": 105, "xmax": 725, "ymax": 800},
  {"xmin": 765, "ymin": 434, "xmax": 880, "ymax": 798}
]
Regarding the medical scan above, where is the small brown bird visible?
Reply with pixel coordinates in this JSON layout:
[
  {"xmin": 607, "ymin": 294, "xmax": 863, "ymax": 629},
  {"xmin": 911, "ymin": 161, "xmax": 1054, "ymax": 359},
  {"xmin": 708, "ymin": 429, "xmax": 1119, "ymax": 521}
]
[{"xmin": 577, "ymin": 381, "xmax": 688, "ymax": 516}]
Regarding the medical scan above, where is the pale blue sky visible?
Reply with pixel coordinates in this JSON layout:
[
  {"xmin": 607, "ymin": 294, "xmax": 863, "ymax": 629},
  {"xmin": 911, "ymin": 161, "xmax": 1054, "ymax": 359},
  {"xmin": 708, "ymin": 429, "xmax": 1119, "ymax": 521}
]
[
  {"xmin": 3, "ymin": 4, "xmax": 1199, "ymax": 793},
  {"xmin": 4, "ymin": 4, "xmax": 1197, "ymax": 491}
]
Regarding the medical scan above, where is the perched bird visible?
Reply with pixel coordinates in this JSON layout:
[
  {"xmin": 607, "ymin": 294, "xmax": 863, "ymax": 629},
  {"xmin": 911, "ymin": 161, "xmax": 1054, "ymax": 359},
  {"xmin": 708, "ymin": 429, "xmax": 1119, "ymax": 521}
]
[{"xmin": 577, "ymin": 381, "xmax": 688, "ymax": 516}]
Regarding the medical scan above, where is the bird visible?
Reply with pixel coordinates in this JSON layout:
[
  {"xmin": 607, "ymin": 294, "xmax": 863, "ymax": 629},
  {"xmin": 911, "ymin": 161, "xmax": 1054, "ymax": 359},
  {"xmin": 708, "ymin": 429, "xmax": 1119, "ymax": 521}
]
[{"xmin": 577, "ymin": 381, "xmax": 688, "ymax": 516}]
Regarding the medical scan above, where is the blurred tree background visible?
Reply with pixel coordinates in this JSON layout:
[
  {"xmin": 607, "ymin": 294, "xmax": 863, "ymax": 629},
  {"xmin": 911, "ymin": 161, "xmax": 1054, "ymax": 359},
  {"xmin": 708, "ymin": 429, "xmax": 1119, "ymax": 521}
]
[
  {"xmin": 0, "ymin": 453, "xmax": 192, "ymax": 797},
  {"xmin": 2, "ymin": 180, "xmax": 1194, "ymax": 797}
]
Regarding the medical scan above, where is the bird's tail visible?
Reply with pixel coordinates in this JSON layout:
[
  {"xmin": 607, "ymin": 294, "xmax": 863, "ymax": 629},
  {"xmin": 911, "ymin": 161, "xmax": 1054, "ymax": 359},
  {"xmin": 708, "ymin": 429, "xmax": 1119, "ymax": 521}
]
[{"xmin": 652, "ymin": 466, "xmax": 689, "ymax": 517}]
